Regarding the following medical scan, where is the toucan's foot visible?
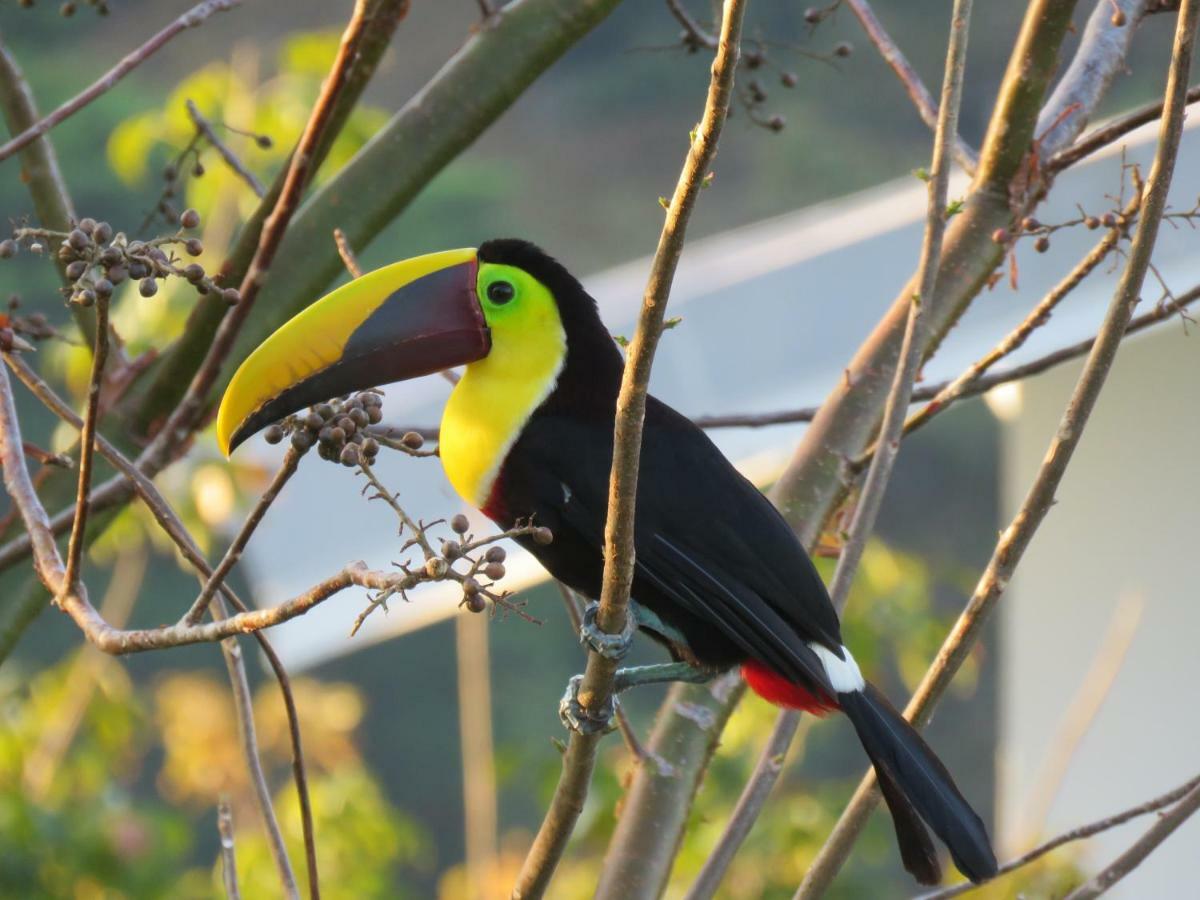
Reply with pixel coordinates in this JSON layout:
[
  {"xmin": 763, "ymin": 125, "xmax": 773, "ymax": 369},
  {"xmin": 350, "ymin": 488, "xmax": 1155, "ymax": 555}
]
[
  {"xmin": 558, "ymin": 674, "xmax": 618, "ymax": 735},
  {"xmin": 612, "ymin": 661, "xmax": 718, "ymax": 693},
  {"xmin": 578, "ymin": 602, "xmax": 636, "ymax": 661}
]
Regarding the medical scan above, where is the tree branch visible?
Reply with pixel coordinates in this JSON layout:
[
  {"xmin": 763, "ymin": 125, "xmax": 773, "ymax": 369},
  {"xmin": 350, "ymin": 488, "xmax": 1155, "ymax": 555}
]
[
  {"xmin": 919, "ymin": 772, "xmax": 1200, "ymax": 899},
  {"xmin": 218, "ymin": 799, "xmax": 243, "ymax": 900},
  {"xmin": 513, "ymin": 2, "xmax": 746, "ymax": 896},
  {"xmin": 0, "ymin": 0, "xmax": 244, "ymax": 162},
  {"xmin": 844, "ymin": 0, "xmax": 978, "ymax": 172},
  {"xmin": 795, "ymin": 3, "xmax": 1197, "ymax": 889},
  {"xmin": 186, "ymin": 98, "xmax": 266, "ymax": 198},
  {"xmin": 688, "ymin": 0, "xmax": 974, "ymax": 890}
]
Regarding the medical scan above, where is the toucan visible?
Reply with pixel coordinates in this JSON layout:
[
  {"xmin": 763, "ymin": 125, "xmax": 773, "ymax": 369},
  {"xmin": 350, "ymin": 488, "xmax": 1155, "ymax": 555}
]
[{"xmin": 217, "ymin": 239, "xmax": 998, "ymax": 886}]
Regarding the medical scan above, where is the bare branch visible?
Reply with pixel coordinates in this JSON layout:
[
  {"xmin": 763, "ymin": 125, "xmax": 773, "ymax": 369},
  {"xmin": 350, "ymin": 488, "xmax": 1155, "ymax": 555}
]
[
  {"xmin": 1061, "ymin": 781, "xmax": 1200, "ymax": 899},
  {"xmin": 61, "ymin": 293, "xmax": 109, "ymax": 596},
  {"xmin": 0, "ymin": 0, "xmax": 244, "ymax": 163},
  {"xmin": 665, "ymin": 0, "xmax": 717, "ymax": 48},
  {"xmin": 844, "ymin": 0, "xmax": 978, "ymax": 172},
  {"xmin": 796, "ymin": 3, "xmax": 1198, "ymax": 888},
  {"xmin": 865, "ymin": 188, "xmax": 1142, "ymax": 464},
  {"xmin": 333, "ymin": 227, "xmax": 364, "ymax": 278},
  {"xmin": 513, "ymin": 2, "xmax": 747, "ymax": 896},
  {"xmin": 1035, "ymin": 0, "xmax": 1149, "ymax": 157},
  {"xmin": 142, "ymin": 0, "xmax": 377, "ymax": 467},
  {"xmin": 218, "ymin": 799, "xmax": 242, "ymax": 900},
  {"xmin": 692, "ymin": 0, "xmax": 975, "ymax": 891},
  {"xmin": 186, "ymin": 99, "xmax": 266, "ymax": 198},
  {"xmin": 184, "ymin": 447, "xmax": 305, "ymax": 624},
  {"xmin": 919, "ymin": 772, "xmax": 1200, "ymax": 900},
  {"xmin": 1049, "ymin": 85, "xmax": 1200, "ymax": 173}
]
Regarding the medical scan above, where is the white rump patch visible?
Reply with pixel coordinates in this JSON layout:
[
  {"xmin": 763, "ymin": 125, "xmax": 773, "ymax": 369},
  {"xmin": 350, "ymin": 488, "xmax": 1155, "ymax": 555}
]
[{"xmin": 809, "ymin": 642, "xmax": 865, "ymax": 693}]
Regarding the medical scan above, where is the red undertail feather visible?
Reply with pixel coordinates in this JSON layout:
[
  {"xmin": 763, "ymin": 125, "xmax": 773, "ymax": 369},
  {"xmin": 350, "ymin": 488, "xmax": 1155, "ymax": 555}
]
[{"xmin": 741, "ymin": 659, "xmax": 839, "ymax": 715}]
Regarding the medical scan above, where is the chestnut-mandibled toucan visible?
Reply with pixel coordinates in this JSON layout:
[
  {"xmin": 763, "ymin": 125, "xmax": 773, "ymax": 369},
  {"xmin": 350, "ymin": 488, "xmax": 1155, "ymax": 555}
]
[{"xmin": 217, "ymin": 239, "xmax": 997, "ymax": 886}]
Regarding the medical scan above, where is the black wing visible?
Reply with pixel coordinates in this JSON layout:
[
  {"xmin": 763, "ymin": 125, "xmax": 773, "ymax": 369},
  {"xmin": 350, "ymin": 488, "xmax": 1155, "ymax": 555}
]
[{"xmin": 502, "ymin": 395, "xmax": 844, "ymax": 689}]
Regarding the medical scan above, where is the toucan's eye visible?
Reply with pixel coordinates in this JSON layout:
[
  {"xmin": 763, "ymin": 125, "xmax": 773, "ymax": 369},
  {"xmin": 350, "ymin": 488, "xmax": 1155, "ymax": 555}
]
[{"xmin": 487, "ymin": 280, "xmax": 516, "ymax": 305}]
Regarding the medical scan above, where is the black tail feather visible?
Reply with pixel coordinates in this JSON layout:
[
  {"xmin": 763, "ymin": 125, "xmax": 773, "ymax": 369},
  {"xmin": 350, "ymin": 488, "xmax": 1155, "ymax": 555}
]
[{"xmin": 839, "ymin": 683, "xmax": 998, "ymax": 884}]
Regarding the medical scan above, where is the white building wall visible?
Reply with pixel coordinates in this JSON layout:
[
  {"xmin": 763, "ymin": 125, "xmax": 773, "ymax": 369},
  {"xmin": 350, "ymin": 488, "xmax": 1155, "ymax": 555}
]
[{"xmin": 999, "ymin": 324, "xmax": 1200, "ymax": 894}]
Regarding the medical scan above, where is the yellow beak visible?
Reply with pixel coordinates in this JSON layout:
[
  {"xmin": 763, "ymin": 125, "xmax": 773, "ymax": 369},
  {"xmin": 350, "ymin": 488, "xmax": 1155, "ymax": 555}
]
[{"xmin": 216, "ymin": 248, "xmax": 489, "ymax": 456}]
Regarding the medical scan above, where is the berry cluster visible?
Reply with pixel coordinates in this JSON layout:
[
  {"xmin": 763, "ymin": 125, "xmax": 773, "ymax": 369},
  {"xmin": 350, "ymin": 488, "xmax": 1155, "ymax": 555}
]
[
  {"xmin": 265, "ymin": 390, "xmax": 386, "ymax": 466},
  {"xmin": 3, "ymin": 210, "xmax": 238, "ymax": 308}
]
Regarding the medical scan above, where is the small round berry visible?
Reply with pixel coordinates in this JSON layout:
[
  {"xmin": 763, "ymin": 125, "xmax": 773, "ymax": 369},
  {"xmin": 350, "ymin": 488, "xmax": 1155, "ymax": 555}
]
[
  {"xmin": 402, "ymin": 431, "xmax": 424, "ymax": 450},
  {"xmin": 425, "ymin": 557, "xmax": 449, "ymax": 578},
  {"xmin": 451, "ymin": 514, "xmax": 470, "ymax": 534},
  {"xmin": 441, "ymin": 540, "xmax": 462, "ymax": 561},
  {"xmin": 464, "ymin": 592, "xmax": 487, "ymax": 613},
  {"xmin": 483, "ymin": 562, "xmax": 505, "ymax": 580},
  {"xmin": 184, "ymin": 263, "xmax": 205, "ymax": 283},
  {"xmin": 367, "ymin": 406, "xmax": 383, "ymax": 424},
  {"xmin": 462, "ymin": 576, "xmax": 480, "ymax": 596},
  {"xmin": 767, "ymin": 115, "xmax": 785, "ymax": 133},
  {"xmin": 74, "ymin": 288, "xmax": 95, "ymax": 307},
  {"xmin": 128, "ymin": 261, "xmax": 149, "ymax": 280},
  {"xmin": 139, "ymin": 278, "xmax": 158, "ymax": 298},
  {"xmin": 340, "ymin": 443, "xmax": 360, "ymax": 467},
  {"xmin": 99, "ymin": 246, "xmax": 122, "ymax": 266},
  {"xmin": 291, "ymin": 430, "xmax": 314, "ymax": 451},
  {"xmin": 1111, "ymin": 9, "xmax": 1126, "ymax": 26},
  {"xmin": 485, "ymin": 546, "xmax": 506, "ymax": 563},
  {"xmin": 68, "ymin": 229, "xmax": 90, "ymax": 251},
  {"xmin": 804, "ymin": 7, "xmax": 821, "ymax": 23},
  {"xmin": 93, "ymin": 278, "xmax": 113, "ymax": 300},
  {"xmin": 1034, "ymin": 235, "xmax": 1051, "ymax": 253},
  {"xmin": 1021, "ymin": 216, "xmax": 1040, "ymax": 232},
  {"xmin": 304, "ymin": 411, "xmax": 324, "ymax": 431},
  {"xmin": 833, "ymin": 41, "xmax": 853, "ymax": 58},
  {"xmin": 0, "ymin": 240, "xmax": 18, "ymax": 259},
  {"xmin": 256, "ymin": 134, "xmax": 273, "ymax": 149},
  {"xmin": 1100, "ymin": 212, "xmax": 1117, "ymax": 228},
  {"xmin": 107, "ymin": 265, "xmax": 127, "ymax": 284},
  {"xmin": 781, "ymin": 71, "xmax": 798, "ymax": 88},
  {"xmin": 180, "ymin": 208, "xmax": 201, "ymax": 229},
  {"xmin": 78, "ymin": 217, "xmax": 97, "ymax": 234},
  {"xmin": 745, "ymin": 49, "xmax": 764, "ymax": 70},
  {"xmin": 328, "ymin": 426, "xmax": 346, "ymax": 445},
  {"xmin": 264, "ymin": 424, "xmax": 285, "ymax": 445},
  {"xmin": 93, "ymin": 222, "xmax": 113, "ymax": 244},
  {"xmin": 1085, "ymin": 216, "xmax": 1100, "ymax": 230},
  {"xmin": 361, "ymin": 437, "xmax": 379, "ymax": 457},
  {"xmin": 316, "ymin": 403, "xmax": 335, "ymax": 420},
  {"xmin": 991, "ymin": 228, "xmax": 1010, "ymax": 244},
  {"xmin": 65, "ymin": 260, "xmax": 87, "ymax": 280},
  {"xmin": 532, "ymin": 526, "xmax": 554, "ymax": 545},
  {"xmin": 185, "ymin": 238, "xmax": 204, "ymax": 257},
  {"xmin": 222, "ymin": 288, "xmax": 241, "ymax": 305},
  {"xmin": 337, "ymin": 416, "xmax": 357, "ymax": 437},
  {"xmin": 349, "ymin": 407, "xmax": 369, "ymax": 428},
  {"xmin": 192, "ymin": 161, "xmax": 206, "ymax": 178}
]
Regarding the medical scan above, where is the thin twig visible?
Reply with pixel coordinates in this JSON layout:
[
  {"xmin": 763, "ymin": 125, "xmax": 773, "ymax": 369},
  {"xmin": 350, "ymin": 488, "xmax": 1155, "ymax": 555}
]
[
  {"xmin": 862, "ymin": 189, "xmax": 1142, "ymax": 466},
  {"xmin": 333, "ymin": 227, "xmax": 364, "ymax": 277},
  {"xmin": 184, "ymin": 446, "xmax": 304, "ymax": 623},
  {"xmin": 1062, "ymin": 781, "xmax": 1200, "ymax": 899},
  {"xmin": 919, "ymin": 772, "xmax": 1200, "ymax": 899},
  {"xmin": 844, "ymin": 0, "xmax": 978, "ymax": 172},
  {"xmin": 141, "ymin": 0, "xmax": 375, "ymax": 468},
  {"xmin": 0, "ymin": 352, "xmax": 317, "ymax": 898},
  {"xmin": 692, "ymin": 0, "xmax": 973, "ymax": 892},
  {"xmin": 512, "ymin": 2, "xmax": 746, "ymax": 896},
  {"xmin": 218, "ymin": 799, "xmax": 242, "ymax": 900},
  {"xmin": 0, "ymin": 0, "xmax": 244, "ymax": 162},
  {"xmin": 1049, "ymin": 89, "xmax": 1200, "ymax": 173},
  {"xmin": 795, "ymin": 3, "xmax": 1198, "ymax": 890},
  {"xmin": 186, "ymin": 98, "xmax": 266, "ymax": 198},
  {"xmin": 665, "ymin": 0, "xmax": 717, "ymax": 48},
  {"xmin": 62, "ymin": 295, "xmax": 110, "ymax": 596}
]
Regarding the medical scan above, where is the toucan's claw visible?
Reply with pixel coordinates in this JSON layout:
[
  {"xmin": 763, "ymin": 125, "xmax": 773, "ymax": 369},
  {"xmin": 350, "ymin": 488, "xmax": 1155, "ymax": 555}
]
[
  {"xmin": 558, "ymin": 674, "xmax": 618, "ymax": 735},
  {"xmin": 579, "ymin": 602, "xmax": 635, "ymax": 660}
]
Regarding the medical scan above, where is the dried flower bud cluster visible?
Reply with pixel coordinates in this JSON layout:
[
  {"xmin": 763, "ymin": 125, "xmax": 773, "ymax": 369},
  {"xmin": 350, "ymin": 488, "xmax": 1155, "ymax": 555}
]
[{"xmin": 3, "ymin": 210, "xmax": 238, "ymax": 308}]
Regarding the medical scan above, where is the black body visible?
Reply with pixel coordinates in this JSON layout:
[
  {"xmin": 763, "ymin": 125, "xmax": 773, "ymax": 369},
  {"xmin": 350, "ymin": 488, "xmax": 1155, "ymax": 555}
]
[{"xmin": 476, "ymin": 240, "xmax": 997, "ymax": 885}]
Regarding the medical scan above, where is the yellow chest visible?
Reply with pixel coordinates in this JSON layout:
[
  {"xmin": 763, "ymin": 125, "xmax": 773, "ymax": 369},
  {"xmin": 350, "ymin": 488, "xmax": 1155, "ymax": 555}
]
[{"xmin": 439, "ymin": 326, "xmax": 566, "ymax": 508}]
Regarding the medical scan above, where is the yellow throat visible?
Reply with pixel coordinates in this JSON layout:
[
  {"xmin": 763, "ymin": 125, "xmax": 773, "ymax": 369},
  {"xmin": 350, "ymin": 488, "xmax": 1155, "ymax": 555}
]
[{"xmin": 438, "ymin": 263, "xmax": 568, "ymax": 507}]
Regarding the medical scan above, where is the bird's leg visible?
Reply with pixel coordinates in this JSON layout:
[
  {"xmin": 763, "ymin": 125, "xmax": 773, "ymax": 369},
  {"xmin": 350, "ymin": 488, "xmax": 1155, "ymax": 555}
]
[
  {"xmin": 577, "ymin": 601, "xmax": 636, "ymax": 660},
  {"xmin": 613, "ymin": 661, "xmax": 717, "ymax": 692}
]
